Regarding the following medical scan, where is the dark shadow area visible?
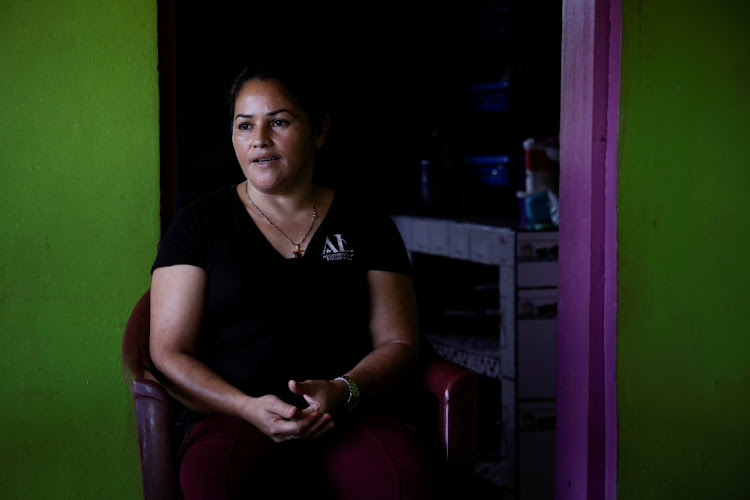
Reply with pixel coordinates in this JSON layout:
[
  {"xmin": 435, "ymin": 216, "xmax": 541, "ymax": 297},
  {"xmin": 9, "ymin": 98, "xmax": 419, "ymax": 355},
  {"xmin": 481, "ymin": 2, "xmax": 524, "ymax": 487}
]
[{"xmin": 172, "ymin": 1, "xmax": 560, "ymax": 219}]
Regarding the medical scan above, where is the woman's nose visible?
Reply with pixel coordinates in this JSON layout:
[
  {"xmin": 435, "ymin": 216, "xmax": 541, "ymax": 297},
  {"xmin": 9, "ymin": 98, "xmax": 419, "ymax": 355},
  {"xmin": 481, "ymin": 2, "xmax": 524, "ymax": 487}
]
[{"xmin": 252, "ymin": 126, "xmax": 270, "ymax": 147}]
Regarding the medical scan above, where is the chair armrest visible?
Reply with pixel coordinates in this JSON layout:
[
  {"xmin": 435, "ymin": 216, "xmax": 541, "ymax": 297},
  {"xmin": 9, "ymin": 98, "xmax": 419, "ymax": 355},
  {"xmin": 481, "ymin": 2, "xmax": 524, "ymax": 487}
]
[
  {"xmin": 422, "ymin": 356, "xmax": 477, "ymax": 472},
  {"xmin": 132, "ymin": 378, "xmax": 179, "ymax": 500}
]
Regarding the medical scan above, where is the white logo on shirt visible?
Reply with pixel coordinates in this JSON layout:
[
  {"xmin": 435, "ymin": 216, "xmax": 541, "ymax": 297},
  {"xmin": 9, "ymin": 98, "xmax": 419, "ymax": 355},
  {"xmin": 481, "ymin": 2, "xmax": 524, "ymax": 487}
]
[{"xmin": 321, "ymin": 234, "xmax": 354, "ymax": 261}]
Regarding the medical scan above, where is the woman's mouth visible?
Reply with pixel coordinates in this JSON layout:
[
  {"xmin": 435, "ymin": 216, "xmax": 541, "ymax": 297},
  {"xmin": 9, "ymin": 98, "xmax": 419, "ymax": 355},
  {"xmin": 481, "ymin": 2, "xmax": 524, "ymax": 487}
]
[{"xmin": 253, "ymin": 157, "xmax": 278, "ymax": 164}]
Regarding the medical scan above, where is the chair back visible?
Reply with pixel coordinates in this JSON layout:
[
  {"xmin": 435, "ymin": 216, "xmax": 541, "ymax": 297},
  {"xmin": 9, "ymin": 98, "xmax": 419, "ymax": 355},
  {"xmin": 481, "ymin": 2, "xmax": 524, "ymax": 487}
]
[{"xmin": 121, "ymin": 289, "xmax": 179, "ymax": 500}]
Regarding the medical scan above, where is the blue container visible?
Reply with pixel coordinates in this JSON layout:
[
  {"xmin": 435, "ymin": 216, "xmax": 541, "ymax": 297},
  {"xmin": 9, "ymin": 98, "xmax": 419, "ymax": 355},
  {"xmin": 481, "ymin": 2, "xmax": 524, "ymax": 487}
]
[
  {"xmin": 466, "ymin": 80, "xmax": 510, "ymax": 112},
  {"xmin": 465, "ymin": 155, "xmax": 511, "ymax": 186}
]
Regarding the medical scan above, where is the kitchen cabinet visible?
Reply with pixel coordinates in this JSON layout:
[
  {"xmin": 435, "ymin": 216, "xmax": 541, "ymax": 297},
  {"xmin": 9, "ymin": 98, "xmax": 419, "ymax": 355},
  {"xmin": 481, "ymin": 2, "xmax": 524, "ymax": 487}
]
[{"xmin": 392, "ymin": 215, "xmax": 557, "ymax": 498}]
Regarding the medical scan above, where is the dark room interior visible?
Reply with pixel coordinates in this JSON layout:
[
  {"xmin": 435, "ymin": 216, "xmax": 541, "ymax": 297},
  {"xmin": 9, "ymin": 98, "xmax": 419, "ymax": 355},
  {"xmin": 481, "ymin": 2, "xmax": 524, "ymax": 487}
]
[
  {"xmin": 163, "ymin": 2, "xmax": 562, "ymax": 498},
  {"xmin": 169, "ymin": 2, "xmax": 561, "ymax": 218}
]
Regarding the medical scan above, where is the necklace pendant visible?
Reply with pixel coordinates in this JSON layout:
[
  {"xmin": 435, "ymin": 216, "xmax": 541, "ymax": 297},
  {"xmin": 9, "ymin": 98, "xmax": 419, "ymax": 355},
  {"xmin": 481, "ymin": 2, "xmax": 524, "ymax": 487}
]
[{"xmin": 244, "ymin": 183, "xmax": 318, "ymax": 261}]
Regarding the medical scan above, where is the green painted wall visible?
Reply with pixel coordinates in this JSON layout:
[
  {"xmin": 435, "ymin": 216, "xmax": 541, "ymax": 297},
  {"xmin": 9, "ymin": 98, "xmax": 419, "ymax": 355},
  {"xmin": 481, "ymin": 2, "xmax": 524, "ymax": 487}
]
[
  {"xmin": 618, "ymin": 1, "xmax": 750, "ymax": 498},
  {"xmin": 0, "ymin": 1, "xmax": 159, "ymax": 498}
]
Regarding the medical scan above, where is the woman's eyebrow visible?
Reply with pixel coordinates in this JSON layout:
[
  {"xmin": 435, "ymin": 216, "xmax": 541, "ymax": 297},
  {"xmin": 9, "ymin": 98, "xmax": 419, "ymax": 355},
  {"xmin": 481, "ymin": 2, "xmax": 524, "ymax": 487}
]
[{"xmin": 234, "ymin": 109, "xmax": 297, "ymax": 121}]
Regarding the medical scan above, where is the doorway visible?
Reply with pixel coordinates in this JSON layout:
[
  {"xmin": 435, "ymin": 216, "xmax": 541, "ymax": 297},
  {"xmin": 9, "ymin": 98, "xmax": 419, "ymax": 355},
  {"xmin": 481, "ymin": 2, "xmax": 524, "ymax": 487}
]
[{"xmin": 156, "ymin": 2, "xmax": 573, "ymax": 498}]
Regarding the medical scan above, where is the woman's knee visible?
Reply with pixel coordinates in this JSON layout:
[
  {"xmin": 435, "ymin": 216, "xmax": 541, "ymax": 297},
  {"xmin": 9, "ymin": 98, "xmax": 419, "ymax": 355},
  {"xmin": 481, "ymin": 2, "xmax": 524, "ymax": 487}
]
[
  {"xmin": 320, "ymin": 413, "xmax": 433, "ymax": 500},
  {"xmin": 178, "ymin": 415, "xmax": 274, "ymax": 499}
]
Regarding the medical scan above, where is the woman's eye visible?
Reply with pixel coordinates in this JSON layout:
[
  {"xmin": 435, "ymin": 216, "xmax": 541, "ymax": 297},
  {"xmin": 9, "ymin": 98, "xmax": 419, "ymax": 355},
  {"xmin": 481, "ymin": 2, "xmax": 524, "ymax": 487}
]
[
  {"xmin": 272, "ymin": 119, "xmax": 289, "ymax": 128},
  {"xmin": 238, "ymin": 123, "xmax": 252, "ymax": 130}
]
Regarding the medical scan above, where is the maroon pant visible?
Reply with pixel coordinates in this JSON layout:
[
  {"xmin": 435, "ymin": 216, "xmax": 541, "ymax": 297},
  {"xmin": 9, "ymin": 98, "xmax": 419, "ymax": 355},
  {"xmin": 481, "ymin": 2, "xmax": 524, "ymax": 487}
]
[{"xmin": 178, "ymin": 412, "xmax": 436, "ymax": 500}]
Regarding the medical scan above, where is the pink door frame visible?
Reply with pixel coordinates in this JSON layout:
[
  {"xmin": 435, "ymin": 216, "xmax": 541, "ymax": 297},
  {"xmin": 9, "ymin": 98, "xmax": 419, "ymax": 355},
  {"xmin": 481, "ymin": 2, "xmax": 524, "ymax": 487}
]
[{"xmin": 557, "ymin": 0, "xmax": 620, "ymax": 499}]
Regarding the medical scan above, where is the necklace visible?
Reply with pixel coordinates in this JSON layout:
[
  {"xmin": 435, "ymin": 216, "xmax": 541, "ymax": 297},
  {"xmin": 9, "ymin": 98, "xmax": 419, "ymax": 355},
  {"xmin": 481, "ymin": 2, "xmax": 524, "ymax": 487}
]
[{"xmin": 245, "ymin": 183, "xmax": 318, "ymax": 258}]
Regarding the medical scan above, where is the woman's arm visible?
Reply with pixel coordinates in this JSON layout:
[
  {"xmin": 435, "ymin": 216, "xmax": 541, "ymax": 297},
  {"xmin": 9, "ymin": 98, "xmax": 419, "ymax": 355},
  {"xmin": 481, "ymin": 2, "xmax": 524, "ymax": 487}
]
[
  {"xmin": 292, "ymin": 269, "xmax": 421, "ymax": 412},
  {"xmin": 150, "ymin": 264, "xmax": 331, "ymax": 441},
  {"xmin": 347, "ymin": 269, "xmax": 421, "ymax": 398},
  {"xmin": 150, "ymin": 264, "xmax": 244, "ymax": 415}
]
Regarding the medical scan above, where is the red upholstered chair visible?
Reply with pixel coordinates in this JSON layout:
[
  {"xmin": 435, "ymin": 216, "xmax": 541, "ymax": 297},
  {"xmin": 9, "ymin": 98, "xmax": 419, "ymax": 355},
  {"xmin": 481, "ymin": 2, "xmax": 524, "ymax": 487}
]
[{"xmin": 121, "ymin": 288, "xmax": 477, "ymax": 499}]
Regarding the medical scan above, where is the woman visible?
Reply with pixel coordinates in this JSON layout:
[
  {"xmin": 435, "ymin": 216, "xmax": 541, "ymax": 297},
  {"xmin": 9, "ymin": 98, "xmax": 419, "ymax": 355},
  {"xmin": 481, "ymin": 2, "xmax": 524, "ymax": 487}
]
[{"xmin": 149, "ymin": 60, "xmax": 434, "ymax": 499}]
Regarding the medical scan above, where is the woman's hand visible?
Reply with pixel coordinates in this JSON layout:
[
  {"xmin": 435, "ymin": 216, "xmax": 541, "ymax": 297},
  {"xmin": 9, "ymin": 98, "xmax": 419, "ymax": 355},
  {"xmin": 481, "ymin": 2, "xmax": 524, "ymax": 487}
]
[
  {"xmin": 242, "ymin": 393, "xmax": 334, "ymax": 443},
  {"xmin": 288, "ymin": 379, "xmax": 349, "ymax": 416}
]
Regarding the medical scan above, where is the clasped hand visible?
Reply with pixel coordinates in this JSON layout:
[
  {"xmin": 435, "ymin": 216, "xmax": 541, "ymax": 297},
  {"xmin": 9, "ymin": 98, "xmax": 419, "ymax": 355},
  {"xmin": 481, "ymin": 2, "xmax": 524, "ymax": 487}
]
[{"xmin": 244, "ymin": 379, "xmax": 348, "ymax": 443}]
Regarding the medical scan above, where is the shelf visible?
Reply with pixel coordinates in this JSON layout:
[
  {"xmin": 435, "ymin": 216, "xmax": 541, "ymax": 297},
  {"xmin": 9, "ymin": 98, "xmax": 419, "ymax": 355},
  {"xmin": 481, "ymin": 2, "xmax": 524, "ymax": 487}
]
[{"xmin": 394, "ymin": 215, "xmax": 559, "ymax": 496}]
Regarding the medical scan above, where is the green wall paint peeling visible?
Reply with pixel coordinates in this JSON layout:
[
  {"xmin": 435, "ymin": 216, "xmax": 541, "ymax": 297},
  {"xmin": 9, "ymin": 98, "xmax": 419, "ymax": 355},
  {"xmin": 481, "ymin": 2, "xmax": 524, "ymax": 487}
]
[
  {"xmin": 0, "ymin": 1, "xmax": 159, "ymax": 497},
  {"xmin": 618, "ymin": 0, "xmax": 750, "ymax": 498}
]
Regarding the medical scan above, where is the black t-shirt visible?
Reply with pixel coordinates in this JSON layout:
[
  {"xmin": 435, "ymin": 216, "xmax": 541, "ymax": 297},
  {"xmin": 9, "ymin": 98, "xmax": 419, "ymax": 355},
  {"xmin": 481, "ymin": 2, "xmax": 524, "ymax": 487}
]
[{"xmin": 152, "ymin": 185, "xmax": 412, "ymax": 408}]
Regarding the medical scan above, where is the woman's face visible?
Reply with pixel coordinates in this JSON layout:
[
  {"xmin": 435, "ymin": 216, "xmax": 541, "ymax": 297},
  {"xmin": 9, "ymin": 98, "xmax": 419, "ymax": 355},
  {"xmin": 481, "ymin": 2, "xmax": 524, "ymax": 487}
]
[{"xmin": 232, "ymin": 78, "xmax": 328, "ymax": 194}]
